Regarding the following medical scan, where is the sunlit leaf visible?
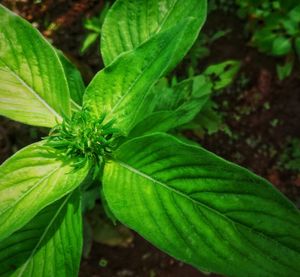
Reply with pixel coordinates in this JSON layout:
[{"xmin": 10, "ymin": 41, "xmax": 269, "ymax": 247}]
[
  {"xmin": 101, "ymin": 0, "xmax": 207, "ymax": 71},
  {"xmin": 0, "ymin": 142, "xmax": 90, "ymax": 241},
  {"xmin": 0, "ymin": 5, "xmax": 71, "ymax": 127},
  {"xmin": 84, "ymin": 19, "xmax": 196, "ymax": 134}
]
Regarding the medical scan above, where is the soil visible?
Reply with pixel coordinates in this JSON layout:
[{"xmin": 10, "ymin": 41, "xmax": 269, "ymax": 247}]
[{"xmin": 1, "ymin": 1, "xmax": 299, "ymax": 276}]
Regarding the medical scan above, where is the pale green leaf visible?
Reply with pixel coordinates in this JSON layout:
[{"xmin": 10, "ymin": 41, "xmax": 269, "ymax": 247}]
[
  {"xmin": 0, "ymin": 5, "xmax": 71, "ymax": 128},
  {"xmin": 0, "ymin": 190, "xmax": 82, "ymax": 277},
  {"xmin": 83, "ymin": 19, "xmax": 196, "ymax": 134},
  {"xmin": 103, "ymin": 133, "xmax": 300, "ymax": 276},
  {"xmin": 101, "ymin": 0, "xmax": 207, "ymax": 69},
  {"xmin": 0, "ymin": 142, "xmax": 90, "ymax": 241}
]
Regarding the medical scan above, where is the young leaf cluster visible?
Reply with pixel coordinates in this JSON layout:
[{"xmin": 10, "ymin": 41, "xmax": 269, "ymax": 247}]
[{"xmin": 46, "ymin": 110, "xmax": 118, "ymax": 166}]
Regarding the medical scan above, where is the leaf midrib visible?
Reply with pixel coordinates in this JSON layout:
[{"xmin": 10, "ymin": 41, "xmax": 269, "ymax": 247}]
[
  {"xmin": 0, "ymin": 59, "xmax": 63, "ymax": 123},
  {"xmin": 16, "ymin": 193, "xmax": 72, "ymax": 276},
  {"xmin": 0, "ymin": 164, "xmax": 61, "ymax": 225},
  {"xmin": 107, "ymin": 19, "xmax": 191, "ymax": 126},
  {"xmin": 107, "ymin": 38, "xmax": 170, "ymax": 119},
  {"xmin": 116, "ymin": 160, "xmax": 300, "ymax": 258},
  {"xmin": 155, "ymin": 0, "xmax": 178, "ymax": 34}
]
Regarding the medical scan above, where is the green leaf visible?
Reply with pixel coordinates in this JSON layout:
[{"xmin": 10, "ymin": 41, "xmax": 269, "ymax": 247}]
[
  {"xmin": 83, "ymin": 19, "xmax": 197, "ymax": 135},
  {"xmin": 57, "ymin": 50, "xmax": 85, "ymax": 107},
  {"xmin": 271, "ymin": 36, "xmax": 292, "ymax": 56},
  {"xmin": 253, "ymin": 29, "xmax": 277, "ymax": 53},
  {"xmin": 80, "ymin": 33, "xmax": 99, "ymax": 54},
  {"xmin": 101, "ymin": 0, "xmax": 207, "ymax": 69},
  {"xmin": 0, "ymin": 142, "xmax": 90, "ymax": 241},
  {"xmin": 288, "ymin": 5, "xmax": 300, "ymax": 23},
  {"xmin": 0, "ymin": 190, "xmax": 82, "ymax": 277},
  {"xmin": 0, "ymin": 5, "xmax": 71, "ymax": 128},
  {"xmin": 281, "ymin": 19, "xmax": 298, "ymax": 36},
  {"xmin": 276, "ymin": 60, "xmax": 294, "ymax": 81},
  {"xmin": 103, "ymin": 133, "xmax": 300, "ymax": 276},
  {"xmin": 295, "ymin": 37, "xmax": 300, "ymax": 57},
  {"xmin": 184, "ymin": 99, "xmax": 225, "ymax": 135},
  {"xmin": 129, "ymin": 75, "xmax": 211, "ymax": 137},
  {"xmin": 204, "ymin": 60, "xmax": 241, "ymax": 90}
]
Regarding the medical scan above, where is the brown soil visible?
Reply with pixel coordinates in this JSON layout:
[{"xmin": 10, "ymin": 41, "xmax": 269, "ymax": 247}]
[{"xmin": 1, "ymin": 1, "xmax": 299, "ymax": 277}]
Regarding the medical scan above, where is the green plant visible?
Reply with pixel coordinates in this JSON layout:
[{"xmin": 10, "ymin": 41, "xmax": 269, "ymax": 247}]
[
  {"xmin": 178, "ymin": 60, "xmax": 240, "ymax": 136},
  {"xmin": 280, "ymin": 138, "xmax": 300, "ymax": 172},
  {"xmin": 236, "ymin": 0, "xmax": 300, "ymax": 79},
  {"xmin": 80, "ymin": 2, "xmax": 111, "ymax": 54},
  {"xmin": 0, "ymin": 2, "xmax": 300, "ymax": 277},
  {"xmin": 184, "ymin": 29, "xmax": 232, "ymax": 77}
]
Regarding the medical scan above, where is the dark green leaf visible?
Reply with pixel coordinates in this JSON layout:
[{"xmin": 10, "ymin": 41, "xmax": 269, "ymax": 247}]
[
  {"xmin": 272, "ymin": 36, "xmax": 292, "ymax": 56},
  {"xmin": 295, "ymin": 37, "xmax": 300, "ymax": 57},
  {"xmin": 103, "ymin": 133, "xmax": 300, "ymax": 276},
  {"xmin": 129, "ymin": 75, "xmax": 211, "ymax": 137},
  {"xmin": 184, "ymin": 99, "xmax": 225, "ymax": 135}
]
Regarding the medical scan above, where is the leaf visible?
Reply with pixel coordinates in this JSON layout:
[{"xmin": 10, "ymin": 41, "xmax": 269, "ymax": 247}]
[
  {"xmin": 129, "ymin": 75, "xmax": 212, "ymax": 137},
  {"xmin": 253, "ymin": 29, "xmax": 277, "ymax": 53},
  {"xmin": 0, "ymin": 190, "xmax": 82, "ymax": 277},
  {"xmin": 0, "ymin": 5, "xmax": 71, "ymax": 128},
  {"xmin": 57, "ymin": 50, "xmax": 85, "ymax": 106},
  {"xmin": 103, "ymin": 133, "xmax": 300, "ymax": 276},
  {"xmin": 276, "ymin": 60, "xmax": 294, "ymax": 81},
  {"xmin": 271, "ymin": 36, "xmax": 292, "ymax": 56},
  {"xmin": 0, "ymin": 142, "xmax": 90, "ymax": 241},
  {"xmin": 288, "ymin": 5, "xmax": 300, "ymax": 23},
  {"xmin": 101, "ymin": 0, "xmax": 207, "ymax": 69},
  {"xmin": 204, "ymin": 60, "xmax": 241, "ymax": 90},
  {"xmin": 183, "ymin": 99, "xmax": 225, "ymax": 135},
  {"xmin": 282, "ymin": 19, "xmax": 298, "ymax": 36},
  {"xmin": 295, "ymin": 37, "xmax": 300, "ymax": 57},
  {"xmin": 83, "ymin": 19, "xmax": 197, "ymax": 135},
  {"xmin": 153, "ymin": 76, "xmax": 211, "ymax": 112},
  {"xmin": 80, "ymin": 33, "xmax": 99, "ymax": 54}
]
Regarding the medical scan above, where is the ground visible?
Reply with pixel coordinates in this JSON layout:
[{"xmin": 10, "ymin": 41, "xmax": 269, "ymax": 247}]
[{"xmin": 1, "ymin": 1, "xmax": 299, "ymax": 276}]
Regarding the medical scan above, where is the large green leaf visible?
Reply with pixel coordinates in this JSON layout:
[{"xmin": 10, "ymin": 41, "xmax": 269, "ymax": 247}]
[
  {"xmin": 103, "ymin": 133, "xmax": 300, "ymax": 276},
  {"xmin": 101, "ymin": 0, "xmax": 207, "ymax": 69},
  {"xmin": 83, "ymin": 19, "xmax": 196, "ymax": 135},
  {"xmin": 0, "ymin": 142, "xmax": 90, "ymax": 241},
  {"xmin": 0, "ymin": 5, "xmax": 71, "ymax": 128},
  {"xmin": 0, "ymin": 190, "xmax": 82, "ymax": 277},
  {"xmin": 129, "ymin": 75, "xmax": 211, "ymax": 137}
]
